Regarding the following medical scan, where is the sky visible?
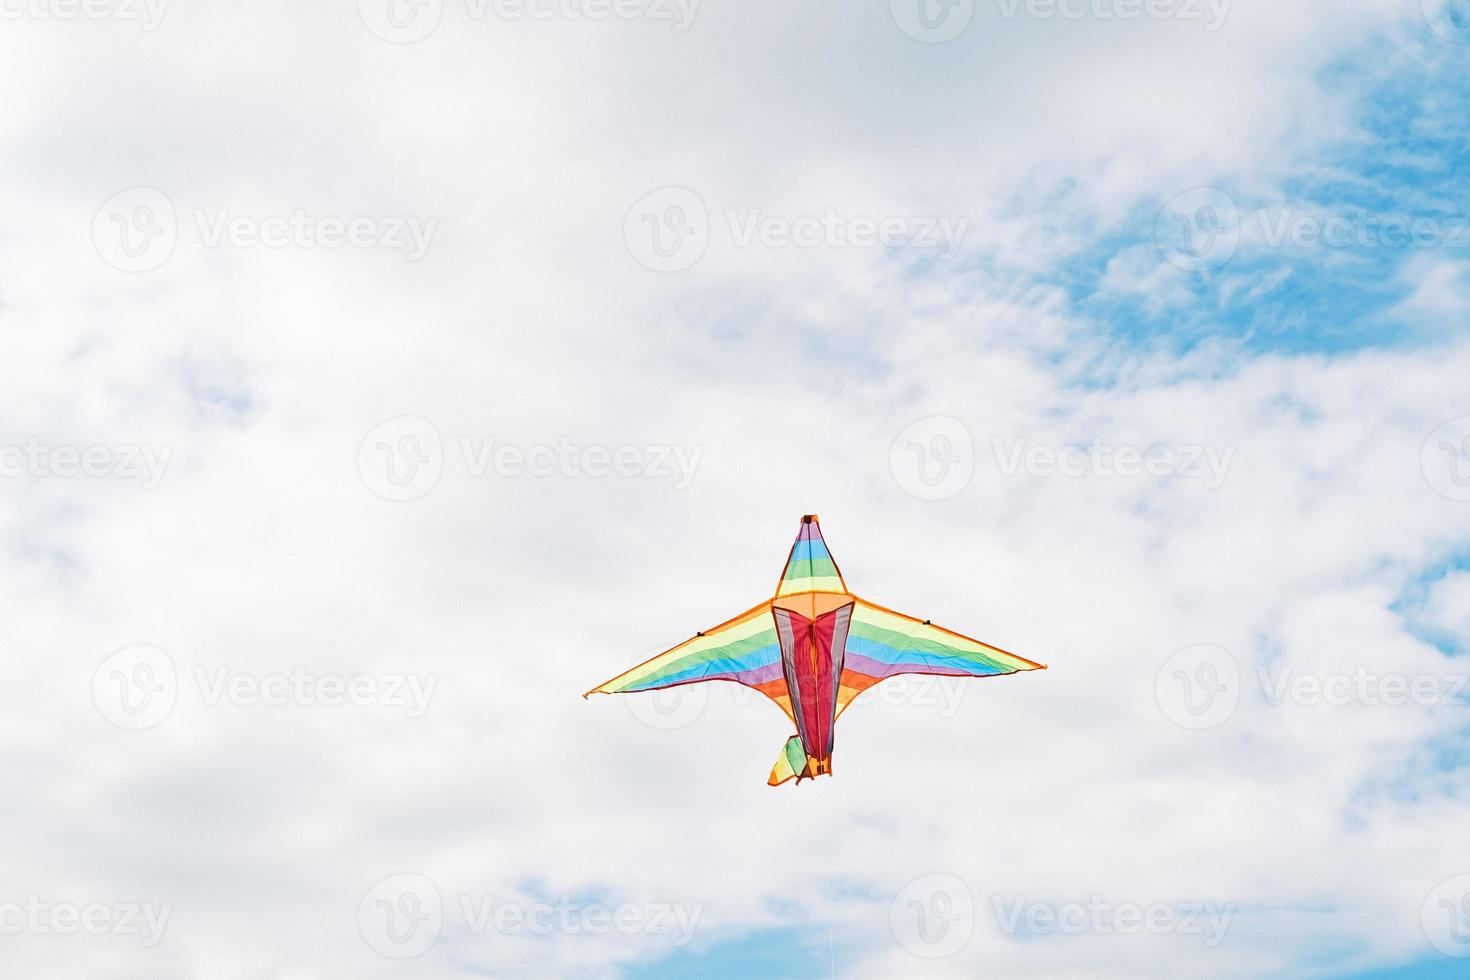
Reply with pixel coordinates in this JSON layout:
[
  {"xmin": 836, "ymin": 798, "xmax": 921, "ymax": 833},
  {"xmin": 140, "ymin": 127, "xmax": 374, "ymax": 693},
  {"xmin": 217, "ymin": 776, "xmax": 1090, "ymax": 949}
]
[{"xmin": 2, "ymin": 0, "xmax": 1470, "ymax": 977}]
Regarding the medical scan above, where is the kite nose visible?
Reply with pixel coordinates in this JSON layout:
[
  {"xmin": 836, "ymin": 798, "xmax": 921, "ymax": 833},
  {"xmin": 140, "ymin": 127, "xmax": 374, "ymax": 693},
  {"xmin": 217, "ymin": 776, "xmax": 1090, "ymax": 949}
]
[{"xmin": 802, "ymin": 514, "xmax": 818, "ymax": 524}]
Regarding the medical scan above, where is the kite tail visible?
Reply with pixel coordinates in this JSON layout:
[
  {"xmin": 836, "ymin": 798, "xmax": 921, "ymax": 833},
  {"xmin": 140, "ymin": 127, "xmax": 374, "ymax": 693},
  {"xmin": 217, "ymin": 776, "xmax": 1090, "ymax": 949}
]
[{"xmin": 767, "ymin": 735, "xmax": 830, "ymax": 786}]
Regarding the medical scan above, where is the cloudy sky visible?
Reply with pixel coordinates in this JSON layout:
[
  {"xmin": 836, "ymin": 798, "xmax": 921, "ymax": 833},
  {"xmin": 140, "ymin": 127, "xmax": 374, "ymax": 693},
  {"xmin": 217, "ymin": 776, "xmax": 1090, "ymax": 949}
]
[{"xmin": 3, "ymin": 0, "xmax": 1470, "ymax": 976}]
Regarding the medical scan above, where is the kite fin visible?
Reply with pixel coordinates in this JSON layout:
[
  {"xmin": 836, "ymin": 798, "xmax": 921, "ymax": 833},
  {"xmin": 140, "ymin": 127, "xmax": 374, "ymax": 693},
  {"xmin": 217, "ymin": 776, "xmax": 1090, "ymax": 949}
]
[{"xmin": 767, "ymin": 735, "xmax": 830, "ymax": 786}]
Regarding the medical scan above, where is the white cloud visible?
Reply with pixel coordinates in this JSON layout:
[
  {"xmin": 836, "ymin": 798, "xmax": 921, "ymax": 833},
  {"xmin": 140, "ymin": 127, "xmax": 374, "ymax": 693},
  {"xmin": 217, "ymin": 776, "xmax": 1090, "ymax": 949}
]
[{"xmin": 0, "ymin": 1, "xmax": 1466, "ymax": 977}]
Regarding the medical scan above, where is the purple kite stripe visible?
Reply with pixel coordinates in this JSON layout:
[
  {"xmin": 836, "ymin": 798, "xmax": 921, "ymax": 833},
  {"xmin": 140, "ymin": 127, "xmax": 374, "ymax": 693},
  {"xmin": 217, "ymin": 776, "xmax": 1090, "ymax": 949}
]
[
  {"xmin": 730, "ymin": 662, "xmax": 785, "ymax": 685},
  {"xmin": 842, "ymin": 652, "xmax": 975, "ymax": 680}
]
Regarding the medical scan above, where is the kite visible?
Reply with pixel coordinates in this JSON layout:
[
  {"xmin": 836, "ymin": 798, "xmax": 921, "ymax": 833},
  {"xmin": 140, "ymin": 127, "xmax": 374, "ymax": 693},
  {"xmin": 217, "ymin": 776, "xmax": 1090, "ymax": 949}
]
[{"xmin": 585, "ymin": 515, "xmax": 1046, "ymax": 786}]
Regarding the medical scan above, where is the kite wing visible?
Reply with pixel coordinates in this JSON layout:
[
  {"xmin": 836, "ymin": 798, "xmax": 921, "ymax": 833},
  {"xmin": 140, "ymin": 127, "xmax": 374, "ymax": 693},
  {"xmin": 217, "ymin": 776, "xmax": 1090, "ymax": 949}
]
[
  {"xmin": 583, "ymin": 600, "xmax": 794, "ymax": 719},
  {"xmin": 836, "ymin": 598, "xmax": 1045, "ymax": 715}
]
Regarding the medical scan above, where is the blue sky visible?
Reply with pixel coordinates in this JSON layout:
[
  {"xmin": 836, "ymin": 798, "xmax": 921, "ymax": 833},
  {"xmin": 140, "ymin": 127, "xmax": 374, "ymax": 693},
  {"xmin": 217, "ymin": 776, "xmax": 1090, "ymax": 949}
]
[
  {"xmin": 621, "ymin": 10, "xmax": 1470, "ymax": 980},
  {"xmin": 1061, "ymin": 36, "xmax": 1470, "ymax": 361},
  {"xmin": 624, "ymin": 928, "xmax": 839, "ymax": 980}
]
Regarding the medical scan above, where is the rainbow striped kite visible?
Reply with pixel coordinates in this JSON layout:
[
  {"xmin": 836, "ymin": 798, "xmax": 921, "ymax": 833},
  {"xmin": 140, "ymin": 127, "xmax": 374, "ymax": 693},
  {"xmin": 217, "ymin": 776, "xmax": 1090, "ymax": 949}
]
[{"xmin": 585, "ymin": 515, "xmax": 1046, "ymax": 786}]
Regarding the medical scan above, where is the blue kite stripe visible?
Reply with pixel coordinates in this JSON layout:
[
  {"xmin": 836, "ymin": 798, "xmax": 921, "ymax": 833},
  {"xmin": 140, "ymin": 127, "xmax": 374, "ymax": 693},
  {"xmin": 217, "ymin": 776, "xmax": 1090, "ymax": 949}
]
[
  {"xmin": 624, "ymin": 643, "xmax": 783, "ymax": 690},
  {"xmin": 843, "ymin": 635, "xmax": 1010, "ymax": 675}
]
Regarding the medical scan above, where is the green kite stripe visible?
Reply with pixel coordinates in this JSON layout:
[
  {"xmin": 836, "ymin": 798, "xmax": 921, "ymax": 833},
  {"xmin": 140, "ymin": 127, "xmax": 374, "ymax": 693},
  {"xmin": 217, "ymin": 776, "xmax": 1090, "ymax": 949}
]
[
  {"xmin": 847, "ymin": 615, "xmax": 1019, "ymax": 673},
  {"xmin": 783, "ymin": 556, "xmax": 840, "ymax": 581},
  {"xmin": 635, "ymin": 625, "xmax": 781, "ymax": 687}
]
